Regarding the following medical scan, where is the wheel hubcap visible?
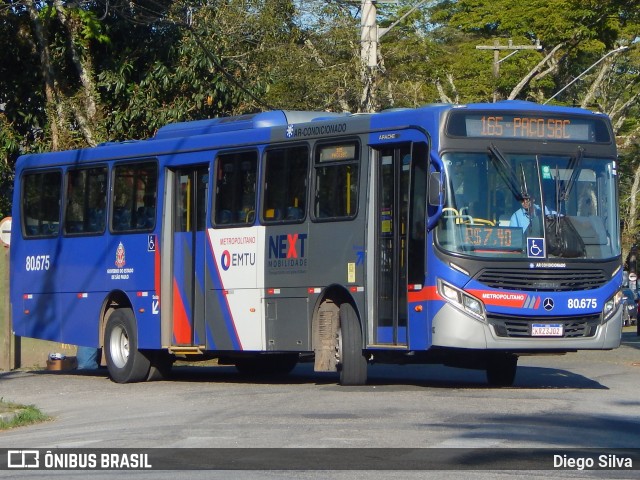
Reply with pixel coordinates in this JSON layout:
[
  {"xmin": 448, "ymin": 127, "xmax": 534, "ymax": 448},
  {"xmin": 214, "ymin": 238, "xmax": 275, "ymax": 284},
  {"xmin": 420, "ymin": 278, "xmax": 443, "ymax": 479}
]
[{"xmin": 110, "ymin": 325, "xmax": 129, "ymax": 368}]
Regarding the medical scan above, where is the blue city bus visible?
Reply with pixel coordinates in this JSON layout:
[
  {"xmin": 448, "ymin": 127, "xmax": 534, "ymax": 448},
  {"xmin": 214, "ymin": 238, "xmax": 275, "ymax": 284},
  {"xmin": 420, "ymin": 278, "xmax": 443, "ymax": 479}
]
[{"xmin": 10, "ymin": 101, "xmax": 623, "ymax": 385}]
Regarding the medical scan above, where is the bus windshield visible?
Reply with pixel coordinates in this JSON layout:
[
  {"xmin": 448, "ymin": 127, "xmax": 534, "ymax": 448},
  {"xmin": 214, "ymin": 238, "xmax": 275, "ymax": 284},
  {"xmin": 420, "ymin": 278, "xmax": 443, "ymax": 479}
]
[{"xmin": 436, "ymin": 150, "xmax": 620, "ymax": 260}]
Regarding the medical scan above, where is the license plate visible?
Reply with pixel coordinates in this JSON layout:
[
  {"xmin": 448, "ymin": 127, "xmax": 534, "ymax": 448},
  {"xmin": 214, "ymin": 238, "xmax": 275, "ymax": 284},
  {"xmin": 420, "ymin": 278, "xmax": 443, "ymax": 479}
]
[{"xmin": 531, "ymin": 323, "xmax": 563, "ymax": 337}]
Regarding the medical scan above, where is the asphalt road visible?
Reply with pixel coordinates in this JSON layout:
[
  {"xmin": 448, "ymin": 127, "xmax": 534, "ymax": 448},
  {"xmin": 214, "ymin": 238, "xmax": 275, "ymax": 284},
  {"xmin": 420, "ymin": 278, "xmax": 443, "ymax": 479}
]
[{"xmin": 1, "ymin": 328, "xmax": 639, "ymax": 480}]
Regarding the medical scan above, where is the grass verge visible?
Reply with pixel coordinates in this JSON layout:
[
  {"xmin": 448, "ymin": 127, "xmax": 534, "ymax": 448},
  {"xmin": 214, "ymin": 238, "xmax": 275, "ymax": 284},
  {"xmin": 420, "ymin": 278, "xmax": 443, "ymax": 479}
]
[{"xmin": 0, "ymin": 398, "xmax": 50, "ymax": 430}]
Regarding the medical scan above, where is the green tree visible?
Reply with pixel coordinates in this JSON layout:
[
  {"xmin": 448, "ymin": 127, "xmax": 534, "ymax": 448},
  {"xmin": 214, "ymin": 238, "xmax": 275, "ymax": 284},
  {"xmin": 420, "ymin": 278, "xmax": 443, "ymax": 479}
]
[
  {"xmin": 426, "ymin": 0, "xmax": 639, "ymax": 252},
  {"xmin": 95, "ymin": 0, "xmax": 303, "ymax": 139},
  {"xmin": 1, "ymin": 0, "xmax": 638, "ymax": 234},
  {"xmin": 264, "ymin": 1, "xmax": 363, "ymax": 111}
]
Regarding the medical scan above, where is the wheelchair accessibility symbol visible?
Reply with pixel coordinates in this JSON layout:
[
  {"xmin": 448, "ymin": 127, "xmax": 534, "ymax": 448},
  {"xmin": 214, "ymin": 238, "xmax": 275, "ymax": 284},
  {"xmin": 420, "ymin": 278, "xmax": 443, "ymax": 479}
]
[{"xmin": 527, "ymin": 238, "xmax": 545, "ymax": 258}]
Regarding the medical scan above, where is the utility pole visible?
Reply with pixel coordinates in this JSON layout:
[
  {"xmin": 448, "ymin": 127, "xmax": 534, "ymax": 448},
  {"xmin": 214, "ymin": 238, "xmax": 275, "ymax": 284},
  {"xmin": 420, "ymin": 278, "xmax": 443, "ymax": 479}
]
[
  {"xmin": 358, "ymin": 0, "xmax": 430, "ymax": 112},
  {"xmin": 360, "ymin": 0, "xmax": 379, "ymax": 72},
  {"xmin": 359, "ymin": 0, "xmax": 393, "ymax": 112},
  {"xmin": 1, "ymin": 244, "xmax": 11, "ymax": 371},
  {"xmin": 476, "ymin": 39, "xmax": 542, "ymax": 102}
]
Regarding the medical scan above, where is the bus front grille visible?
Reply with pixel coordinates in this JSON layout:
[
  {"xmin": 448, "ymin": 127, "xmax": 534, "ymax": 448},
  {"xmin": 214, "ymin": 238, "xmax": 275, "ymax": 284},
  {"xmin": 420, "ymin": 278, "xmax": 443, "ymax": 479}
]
[
  {"xmin": 487, "ymin": 313, "xmax": 601, "ymax": 338},
  {"xmin": 476, "ymin": 269, "xmax": 608, "ymax": 291}
]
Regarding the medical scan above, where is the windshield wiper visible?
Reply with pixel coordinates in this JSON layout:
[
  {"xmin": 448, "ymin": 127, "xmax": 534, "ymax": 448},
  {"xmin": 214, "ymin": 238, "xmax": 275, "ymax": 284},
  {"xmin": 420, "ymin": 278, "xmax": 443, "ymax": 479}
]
[
  {"xmin": 560, "ymin": 146, "xmax": 585, "ymax": 202},
  {"xmin": 487, "ymin": 144, "xmax": 525, "ymax": 201},
  {"xmin": 519, "ymin": 163, "xmax": 530, "ymax": 200}
]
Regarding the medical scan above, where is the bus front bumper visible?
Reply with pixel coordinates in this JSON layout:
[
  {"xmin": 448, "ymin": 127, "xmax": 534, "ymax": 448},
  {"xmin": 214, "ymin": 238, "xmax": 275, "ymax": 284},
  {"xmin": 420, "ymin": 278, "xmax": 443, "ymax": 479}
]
[{"xmin": 431, "ymin": 303, "xmax": 623, "ymax": 351}]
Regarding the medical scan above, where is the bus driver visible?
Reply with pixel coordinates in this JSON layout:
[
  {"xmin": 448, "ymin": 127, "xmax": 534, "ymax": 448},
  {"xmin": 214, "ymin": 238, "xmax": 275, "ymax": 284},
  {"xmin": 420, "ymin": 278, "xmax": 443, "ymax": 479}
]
[{"xmin": 510, "ymin": 195, "xmax": 542, "ymax": 231}]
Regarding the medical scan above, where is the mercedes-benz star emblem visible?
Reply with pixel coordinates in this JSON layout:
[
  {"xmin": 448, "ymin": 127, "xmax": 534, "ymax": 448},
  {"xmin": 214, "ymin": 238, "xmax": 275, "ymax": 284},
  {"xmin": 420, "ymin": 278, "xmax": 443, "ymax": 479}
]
[{"xmin": 543, "ymin": 298, "xmax": 554, "ymax": 311}]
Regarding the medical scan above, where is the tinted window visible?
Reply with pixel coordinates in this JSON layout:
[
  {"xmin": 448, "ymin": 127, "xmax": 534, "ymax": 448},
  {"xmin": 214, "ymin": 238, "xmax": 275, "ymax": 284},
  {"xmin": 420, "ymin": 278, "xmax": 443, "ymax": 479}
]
[
  {"xmin": 262, "ymin": 146, "xmax": 308, "ymax": 223},
  {"xmin": 214, "ymin": 151, "xmax": 258, "ymax": 226},
  {"xmin": 313, "ymin": 142, "xmax": 359, "ymax": 220},
  {"xmin": 111, "ymin": 162, "xmax": 158, "ymax": 232},
  {"xmin": 22, "ymin": 171, "xmax": 62, "ymax": 237},
  {"xmin": 64, "ymin": 167, "xmax": 108, "ymax": 235}
]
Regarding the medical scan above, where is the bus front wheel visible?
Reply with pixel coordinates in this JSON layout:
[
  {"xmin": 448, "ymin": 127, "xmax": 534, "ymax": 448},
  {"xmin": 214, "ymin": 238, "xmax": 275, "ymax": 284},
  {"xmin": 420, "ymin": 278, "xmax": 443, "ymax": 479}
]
[
  {"xmin": 486, "ymin": 352, "xmax": 518, "ymax": 387},
  {"xmin": 337, "ymin": 303, "xmax": 367, "ymax": 386},
  {"xmin": 104, "ymin": 309, "xmax": 151, "ymax": 383}
]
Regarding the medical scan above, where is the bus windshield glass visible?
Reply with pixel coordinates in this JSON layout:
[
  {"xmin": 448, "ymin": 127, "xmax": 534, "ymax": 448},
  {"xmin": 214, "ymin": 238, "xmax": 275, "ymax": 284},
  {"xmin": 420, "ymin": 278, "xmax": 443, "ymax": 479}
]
[{"xmin": 436, "ymin": 151, "xmax": 620, "ymax": 260}]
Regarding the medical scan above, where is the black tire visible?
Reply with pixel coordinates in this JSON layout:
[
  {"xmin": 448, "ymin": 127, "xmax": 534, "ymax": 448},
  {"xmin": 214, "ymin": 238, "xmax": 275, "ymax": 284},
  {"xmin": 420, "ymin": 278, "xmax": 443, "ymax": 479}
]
[
  {"xmin": 338, "ymin": 303, "xmax": 367, "ymax": 386},
  {"xmin": 104, "ymin": 309, "xmax": 151, "ymax": 383},
  {"xmin": 146, "ymin": 350, "xmax": 174, "ymax": 381},
  {"xmin": 486, "ymin": 352, "xmax": 518, "ymax": 387},
  {"xmin": 235, "ymin": 354, "xmax": 298, "ymax": 376}
]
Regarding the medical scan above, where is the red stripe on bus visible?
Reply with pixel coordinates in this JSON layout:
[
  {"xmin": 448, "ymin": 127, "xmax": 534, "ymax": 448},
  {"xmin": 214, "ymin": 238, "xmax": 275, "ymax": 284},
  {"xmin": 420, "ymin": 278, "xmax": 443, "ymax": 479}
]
[
  {"xmin": 172, "ymin": 278, "xmax": 192, "ymax": 344},
  {"xmin": 466, "ymin": 289, "xmax": 527, "ymax": 308},
  {"xmin": 407, "ymin": 286, "xmax": 440, "ymax": 303},
  {"xmin": 154, "ymin": 238, "xmax": 161, "ymax": 305}
]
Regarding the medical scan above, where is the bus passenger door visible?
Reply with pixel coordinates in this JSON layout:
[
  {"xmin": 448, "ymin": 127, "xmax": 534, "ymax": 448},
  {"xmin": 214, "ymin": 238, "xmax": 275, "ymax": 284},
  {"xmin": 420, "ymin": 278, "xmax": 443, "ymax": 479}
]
[
  {"xmin": 372, "ymin": 143, "xmax": 427, "ymax": 346},
  {"xmin": 374, "ymin": 146, "xmax": 409, "ymax": 346},
  {"xmin": 170, "ymin": 166, "xmax": 208, "ymax": 347}
]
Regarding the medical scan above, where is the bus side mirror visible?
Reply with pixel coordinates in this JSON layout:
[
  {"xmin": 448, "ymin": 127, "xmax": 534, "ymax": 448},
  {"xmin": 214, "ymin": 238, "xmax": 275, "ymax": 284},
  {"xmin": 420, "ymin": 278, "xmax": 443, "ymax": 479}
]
[{"xmin": 428, "ymin": 172, "xmax": 444, "ymax": 206}]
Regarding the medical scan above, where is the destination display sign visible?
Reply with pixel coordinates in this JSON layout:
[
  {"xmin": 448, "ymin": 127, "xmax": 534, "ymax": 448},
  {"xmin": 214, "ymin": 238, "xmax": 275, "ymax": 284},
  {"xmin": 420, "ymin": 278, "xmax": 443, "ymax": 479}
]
[
  {"xmin": 446, "ymin": 111, "xmax": 611, "ymax": 143},
  {"xmin": 318, "ymin": 144, "xmax": 357, "ymax": 162}
]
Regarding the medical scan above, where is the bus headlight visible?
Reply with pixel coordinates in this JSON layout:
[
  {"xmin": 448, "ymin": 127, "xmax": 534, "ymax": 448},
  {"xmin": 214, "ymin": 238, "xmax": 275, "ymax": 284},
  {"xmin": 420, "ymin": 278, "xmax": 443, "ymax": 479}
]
[
  {"xmin": 603, "ymin": 290, "xmax": 623, "ymax": 322},
  {"xmin": 437, "ymin": 279, "xmax": 486, "ymax": 321}
]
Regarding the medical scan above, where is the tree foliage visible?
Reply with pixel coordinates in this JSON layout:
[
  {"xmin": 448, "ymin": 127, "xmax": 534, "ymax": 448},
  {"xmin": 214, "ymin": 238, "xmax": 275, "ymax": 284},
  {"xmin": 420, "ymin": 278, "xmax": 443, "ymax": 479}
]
[{"xmin": 0, "ymin": 0, "xmax": 638, "ymax": 248}]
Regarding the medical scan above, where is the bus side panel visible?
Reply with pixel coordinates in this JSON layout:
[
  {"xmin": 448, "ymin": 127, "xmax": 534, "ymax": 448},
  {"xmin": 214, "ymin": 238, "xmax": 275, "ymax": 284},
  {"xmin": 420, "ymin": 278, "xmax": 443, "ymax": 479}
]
[
  {"xmin": 421, "ymin": 233, "xmax": 469, "ymax": 348},
  {"xmin": 131, "ymin": 296, "xmax": 162, "ymax": 349},
  {"xmin": 263, "ymin": 223, "xmax": 311, "ymax": 351},
  {"xmin": 11, "ymin": 233, "xmax": 155, "ymax": 348},
  {"xmin": 406, "ymin": 303, "xmax": 432, "ymax": 351},
  {"xmin": 11, "ymin": 237, "xmax": 108, "ymax": 346},
  {"xmin": 17, "ymin": 293, "xmax": 58, "ymax": 341},
  {"xmin": 265, "ymin": 296, "xmax": 309, "ymax": 351},
  {"xmin": 261, "ymin": 218, "xmax": 367, "ymax": 350},
  {"xmin": 307, "ymin": 220, "xmax": 367, "ymax": 298},
  {"xmin": 57, "ymin": 294, "xmax": 103, "ymax": 346},
  {"xmin": 56, "ymin": 236, "xmax": 108, "ymax": 346},
  {"xmin": 104, "ymin": 234, "xmax": 161, "ymax": 348},
  {"xmin": 206, "ymin": 226, "xmax": 264, "ymax": 351},
  {"xmin": 11, "ymin": 237, "xmax": 55, "ymax": 340},
  {"xmin": 405, "ymin": 144, "xmax": 439, "ymax": 351}
]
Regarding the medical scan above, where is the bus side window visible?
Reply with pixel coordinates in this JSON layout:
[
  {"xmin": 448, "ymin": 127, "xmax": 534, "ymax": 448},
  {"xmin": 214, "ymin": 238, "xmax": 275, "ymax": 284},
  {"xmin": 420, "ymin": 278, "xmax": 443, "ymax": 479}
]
[
  {"xmin": 262, "ymin": 146, "xmax": 308, "ymax": 224},
  {"xmin": 213, "ymin": 151, "xmax": 258, "ymax": 227},
  {"xmin": 111, "ymin": 161, "xmax": 158, "ymax": 232},
  {"xmin": 64, "ymin": 167, "xmax": 107, "ymax": 235},
  {"xmin": 313, "ymin": 142, "xmax": 359, "ymax": 220},
  {"xmin": 22, "ymin": 171, "xmax": 62, "ymax": 238}
]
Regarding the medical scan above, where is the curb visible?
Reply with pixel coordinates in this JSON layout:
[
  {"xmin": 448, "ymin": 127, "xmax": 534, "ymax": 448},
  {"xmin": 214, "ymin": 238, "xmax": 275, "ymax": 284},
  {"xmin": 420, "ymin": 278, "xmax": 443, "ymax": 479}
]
[{"xmin": 0, "ymin": 408, "xmax": 23, "ymax": 424}]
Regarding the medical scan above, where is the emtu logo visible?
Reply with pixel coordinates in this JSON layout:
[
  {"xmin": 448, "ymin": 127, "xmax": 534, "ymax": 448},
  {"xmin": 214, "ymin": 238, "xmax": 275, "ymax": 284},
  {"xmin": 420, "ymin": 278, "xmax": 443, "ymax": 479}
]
[{"xmin": 268, "ymin": 233, "xmax": 308, "ymax": 259}]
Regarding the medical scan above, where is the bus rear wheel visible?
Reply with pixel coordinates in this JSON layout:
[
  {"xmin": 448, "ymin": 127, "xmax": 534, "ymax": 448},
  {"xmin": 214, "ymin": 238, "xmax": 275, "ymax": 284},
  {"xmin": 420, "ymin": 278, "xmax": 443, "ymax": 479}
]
[
  {"xmin": 337, "ymin": 303, "xmax": 367, "ymax": 386},
  {"xmin": 486, "ymin": 352, "xmax": 518, "ymax": 387},
  {"xmin": 104, "ymin": 308, "xmax": 151, "ymax": 383}
]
